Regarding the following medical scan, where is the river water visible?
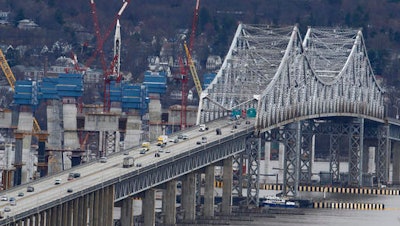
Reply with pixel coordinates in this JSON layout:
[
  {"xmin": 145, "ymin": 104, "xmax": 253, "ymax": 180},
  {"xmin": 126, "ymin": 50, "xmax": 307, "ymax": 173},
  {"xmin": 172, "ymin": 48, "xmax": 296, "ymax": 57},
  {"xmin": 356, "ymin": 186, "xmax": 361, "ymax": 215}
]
[{"xmin": 229, "ymin": 190, "xmax": 400, "ymax": 226}]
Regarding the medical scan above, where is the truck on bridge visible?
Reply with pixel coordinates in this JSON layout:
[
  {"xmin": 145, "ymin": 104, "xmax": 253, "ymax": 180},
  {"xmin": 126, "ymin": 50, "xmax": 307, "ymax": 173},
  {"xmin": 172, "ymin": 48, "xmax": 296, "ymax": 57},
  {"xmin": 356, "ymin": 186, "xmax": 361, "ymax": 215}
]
[
  {"xmin": 123, "ymin": 157, "xmax": 135, "ymax": 168},
  {"xmin": 157, "ymin": 135, "xmax": 168, "ymax": 146}
]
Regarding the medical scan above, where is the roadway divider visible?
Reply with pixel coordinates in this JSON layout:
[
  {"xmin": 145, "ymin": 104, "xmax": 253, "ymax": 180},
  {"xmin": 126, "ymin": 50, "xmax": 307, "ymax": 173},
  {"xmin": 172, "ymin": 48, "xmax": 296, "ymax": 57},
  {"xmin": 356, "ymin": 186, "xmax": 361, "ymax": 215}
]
[
  {"xmin": 221, "ymin": 183, "xmax": 399, "ymax": 196},
  {"xmin": 297, "ymin": 185, "xmax": 400, "ymax": 195},
  {"xmin": 313, "ymin": 201, "xmax": 384, "ymax": 210},
  {"xmin": 259, "ymin": 184, "xmax": 283, "ymax": 191}
]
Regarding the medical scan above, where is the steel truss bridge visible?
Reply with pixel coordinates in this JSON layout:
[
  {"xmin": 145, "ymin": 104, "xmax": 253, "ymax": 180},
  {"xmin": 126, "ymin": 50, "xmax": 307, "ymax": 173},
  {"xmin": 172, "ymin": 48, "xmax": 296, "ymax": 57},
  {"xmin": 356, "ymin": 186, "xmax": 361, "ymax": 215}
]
[
  {"xmin": 198, "ymin": 23, "xmax": 399, "ymax": 197},
  {"xmin": 2, "ymin": 23, "xmax": 400, "ymax": 224}
]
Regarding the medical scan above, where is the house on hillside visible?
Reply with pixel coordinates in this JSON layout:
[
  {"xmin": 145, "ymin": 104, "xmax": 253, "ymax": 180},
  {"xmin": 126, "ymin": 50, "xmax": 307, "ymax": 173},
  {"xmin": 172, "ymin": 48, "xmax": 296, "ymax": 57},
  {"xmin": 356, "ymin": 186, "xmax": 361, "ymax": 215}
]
[
  {"xmin": 0, "ymin": 11, "xmax": 10, "ymax": 25},
  {"xmin": 17, "ymin": 19, "xmax": 39, "ymax": 30}
]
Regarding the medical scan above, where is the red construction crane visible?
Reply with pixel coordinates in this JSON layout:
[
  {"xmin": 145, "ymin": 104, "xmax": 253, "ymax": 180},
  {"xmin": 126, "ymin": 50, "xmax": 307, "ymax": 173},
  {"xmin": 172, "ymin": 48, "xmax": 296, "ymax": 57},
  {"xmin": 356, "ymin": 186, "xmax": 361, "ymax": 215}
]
[
  {"xmin": 180, "ymin": 0, "xmax": 200, "ymax": 129},
  {"xmin": 88, "ymin": 0, "xmax": 129, "ymax": 112}
]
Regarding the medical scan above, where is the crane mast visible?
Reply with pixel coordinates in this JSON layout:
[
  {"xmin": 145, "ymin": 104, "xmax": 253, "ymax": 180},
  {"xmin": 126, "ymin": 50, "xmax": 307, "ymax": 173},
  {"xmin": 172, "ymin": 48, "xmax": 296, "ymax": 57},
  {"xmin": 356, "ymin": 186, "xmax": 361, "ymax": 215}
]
[
  {"xmin": 88, "ymin": 0, "xmax": 129, "ymax": 112},
  {"xmin": 0, "ymin": 49, "xmax": 16, "ymax": 91},
  {"xmin": 180, "ymin": 0, "xmax": 200, "ymax": 129},
  {"xmin": 184, "ymin": 42, "xmax": 202, "ymax": 96}
]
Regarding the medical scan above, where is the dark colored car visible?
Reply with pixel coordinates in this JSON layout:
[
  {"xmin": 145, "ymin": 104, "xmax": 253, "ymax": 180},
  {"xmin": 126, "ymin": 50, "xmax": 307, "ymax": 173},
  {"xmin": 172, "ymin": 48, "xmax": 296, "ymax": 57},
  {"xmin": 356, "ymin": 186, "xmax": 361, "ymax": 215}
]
[{"xmin": 27, "ymin": 186, "xmax": 34, "ymax": 192}]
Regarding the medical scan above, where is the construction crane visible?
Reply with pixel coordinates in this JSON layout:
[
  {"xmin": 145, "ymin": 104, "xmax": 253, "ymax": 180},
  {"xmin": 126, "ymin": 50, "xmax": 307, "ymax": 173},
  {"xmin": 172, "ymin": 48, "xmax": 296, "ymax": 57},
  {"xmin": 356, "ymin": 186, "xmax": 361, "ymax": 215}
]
[
  {"xmin": 88, "ymin": 0, "xmax": 129, "ymax": 112},
  {"xmin": 0, "ymin": 49, "xmax": 41, "ymax": 133},
  {"xmin": 184, "ymin": 42, "xmax": 202, "ymax": 96},
  {"xmin": 180, "ymin": 0, "xmax": 200, "ymax": 129},
  {"xmin": 0, "ymin": 49, "xmax": 16, "ymax": 91}
]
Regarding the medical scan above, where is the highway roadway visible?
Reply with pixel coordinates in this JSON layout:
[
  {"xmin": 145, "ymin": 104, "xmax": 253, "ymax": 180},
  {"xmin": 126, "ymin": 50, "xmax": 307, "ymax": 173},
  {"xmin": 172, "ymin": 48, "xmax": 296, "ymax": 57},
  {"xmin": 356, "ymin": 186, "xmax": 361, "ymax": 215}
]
[{"xmin": 0, "ymin": 116, "xmax": 256, "ymax": 220}]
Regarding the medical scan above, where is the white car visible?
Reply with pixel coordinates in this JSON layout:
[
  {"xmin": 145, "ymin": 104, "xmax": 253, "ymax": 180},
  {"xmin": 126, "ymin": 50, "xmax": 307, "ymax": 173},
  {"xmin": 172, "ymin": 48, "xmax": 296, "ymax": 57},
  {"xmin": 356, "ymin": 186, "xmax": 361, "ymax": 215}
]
[{"xmin": 1, "ymin": 195, "xmax": 8, "ymax": 201}]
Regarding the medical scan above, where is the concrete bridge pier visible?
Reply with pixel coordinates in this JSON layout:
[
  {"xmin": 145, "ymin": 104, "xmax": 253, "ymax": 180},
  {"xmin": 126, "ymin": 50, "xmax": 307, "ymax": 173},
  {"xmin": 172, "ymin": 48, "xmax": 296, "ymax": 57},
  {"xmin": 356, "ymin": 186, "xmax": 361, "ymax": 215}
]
[
  {"xmin": 143, "ymin": 189, "xmax": 156, "ymax": 226},
  {"xmin": 13, "ymin": 132, "xmax": 24, "ymax": 186},
  {"xmin": 221, "ymin": 157, "xmax": 233, "ymax": 215},
  {"xmin": 181, "ymin": 172, "xmax": 197, "ymax": 222},
  {"xmin": 204, "ymin": 164, "xmax": 215, "ymax": 218},
  {"xmin": 162, "ymin": 180, "xmax": 177, "ymax": 225},
  {"xmin": 392, "ymin": 141, "xmax": 400, "ymax": 185},
  {"xmin": 120, "ymin": 197, "xmax": 135, "ymax": 226}
]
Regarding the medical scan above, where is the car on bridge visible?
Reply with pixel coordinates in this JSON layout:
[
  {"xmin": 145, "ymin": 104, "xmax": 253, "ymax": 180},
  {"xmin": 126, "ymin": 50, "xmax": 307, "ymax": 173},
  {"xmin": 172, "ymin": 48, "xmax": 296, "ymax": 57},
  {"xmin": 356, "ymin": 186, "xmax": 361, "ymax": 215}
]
[
  {"xmin": 140, "ymin": 147, "xmax": 149, "ymax": 154},
  {"xmin": 9, "ymin": 197, "xmax": 16, "ymax": 206},
  {"xmin": 68, "ymin": 172, "xmax": 81, "ymax": 181},
  {"xmin": 27, "ymin": 186, "xmax": 34, "ymax": 192}
]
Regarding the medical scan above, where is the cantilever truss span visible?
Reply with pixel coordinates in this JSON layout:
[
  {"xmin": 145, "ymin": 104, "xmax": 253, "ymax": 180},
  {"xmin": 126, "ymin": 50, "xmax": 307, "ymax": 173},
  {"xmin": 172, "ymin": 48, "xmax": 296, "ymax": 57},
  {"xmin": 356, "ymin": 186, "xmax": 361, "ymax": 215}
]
[{"xmin": 198, "ymin": 24, "xmax": 385, "ymax": 133}]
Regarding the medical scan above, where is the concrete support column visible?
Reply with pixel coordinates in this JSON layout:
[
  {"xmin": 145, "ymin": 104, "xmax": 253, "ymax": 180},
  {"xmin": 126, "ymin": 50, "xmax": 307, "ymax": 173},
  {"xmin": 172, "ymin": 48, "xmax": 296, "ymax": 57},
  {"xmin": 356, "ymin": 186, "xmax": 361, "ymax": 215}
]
[
  {"xmin": 88, "ymin": 192, "xmax": 95, "ymax": 226},
  {"xmin": 264, "ymin": 141, "xmax": 271, "ymax": 183},
  {"xmin": 73, "ymin": 197, "xmax": 79, "ymax": 226},
  {"xmin": 98, "ymin": 188, "xmax": 105, "ymax": 226},
  {"xmin": 56, "ymin": 204, "xmax": 62, "ymax": 226},
  {"xmin": 392, "ymin": 141, "xmax": 400, "ymax": 185},
  {"xmin": 51, "ymin": 206, "xmax": 57, "ymax": 226},
  {"xmin": 110, "ymin": 186, "xmax": 116, "ymax": 226},
  {"xmin": 29, "ymin": 217, "xmax": 33, "ymax": 226},
  {"xmin": 103, "ymin": 186, "xmax": 114, "ymax": 226},
  {"xmin": 278, "ymin": 142, "xmax": 284, "ymax": 184},
  {"xmin": 182, "ymin": 173, "xmax": 196, "ymax": 222},
  {"xmin": 143, "ymin": 189, "xmax": 156, "ymax": 226},
  {"xmin": 94, "ymin": 190, "xmax": 101, "ymax": 226},
  {"xmin": 222, "ymin": 157, "xmax": 233, "ymax": 215},
  {"xmin": 40, "ymin": 211, "xmax": 45, "ymax": 226},
  {"xmin": 37, "ymin": 133, "xmax": 48, "ymax": 177},
  {"xmin": 163, "ymin": 180, "xmax": 177, "ymax": 225},
  {"xmin": 62, "ymin": 202, "xmax": 68, "ymax": 226},
  {"xmin": 13, "ymin": 132, "xmax": 24, "ymax": 186},
  {"xmin": 363, "ymin": 144, "xmax": 372, "ymax": 173},
  {"xmin": 83, "ymin": 195, "xmax": 89, "ymax": 226},
  {"xmin": 35, "ymin": 213, "xmax": 41, "ymax": 226},
  {"xmin": 368, "ymin": 147, "xmax": 376, "ymax": 174},
  {"xmin": 204, "ymin": 165, "xmax": 215, "ymax": 218},
  {"xmin": 66, "ymin": 201, "xmax": 72, "ymax": 226},
  {"xmin": 121, "ymin": 198, "xmax": 134, "ymax": 226}
]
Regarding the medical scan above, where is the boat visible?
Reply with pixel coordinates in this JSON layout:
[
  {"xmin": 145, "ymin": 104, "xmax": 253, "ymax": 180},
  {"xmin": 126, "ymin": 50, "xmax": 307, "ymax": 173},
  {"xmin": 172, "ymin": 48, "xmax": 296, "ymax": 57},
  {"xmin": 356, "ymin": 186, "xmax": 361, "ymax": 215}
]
[{"xmin": 260, "ymin": 195, "xmax": 299, "ymax": 208}]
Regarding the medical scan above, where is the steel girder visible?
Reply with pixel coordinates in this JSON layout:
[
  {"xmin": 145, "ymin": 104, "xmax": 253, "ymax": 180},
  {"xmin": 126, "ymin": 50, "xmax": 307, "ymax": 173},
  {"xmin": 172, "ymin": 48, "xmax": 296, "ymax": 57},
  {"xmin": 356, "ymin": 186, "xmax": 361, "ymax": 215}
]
[
  {"xmin": 114, "ymin": 134, "xmax": 248, "ymax": 201},
  {"xmin": 103, "ymin": 131, "xmax": 116, "ymax": 155},
  {"xmin": 348, "ymin": 118, "xmax": 364, "ymax": 187},
  {"xmin": 377, "ymin": 125, "xmax": 390, "ymax": 185},
  {"xmin": 197, "ymin": 24, "xmax": 296, "ymax": 124},
  {"xmin": 299, "ymin": 121, "xmax": 314, "ymax": 184},
  {"xmin": 232, "ymin": 153, "xmax": 244, "ymax": 197},
  {"xmin": 245, "ymin": 136, "xmax": 262, "ymax": 206},
  {"xmin": 283, "ymin": 122, "xmax": 301, "ymax": 197},
  {"xmin": 330, "ymin": 132, "xmax": 340, "ymax": 183},
  {"xmin": 388, "ymin": 123, "xmax": 400, "ymax": 141}
]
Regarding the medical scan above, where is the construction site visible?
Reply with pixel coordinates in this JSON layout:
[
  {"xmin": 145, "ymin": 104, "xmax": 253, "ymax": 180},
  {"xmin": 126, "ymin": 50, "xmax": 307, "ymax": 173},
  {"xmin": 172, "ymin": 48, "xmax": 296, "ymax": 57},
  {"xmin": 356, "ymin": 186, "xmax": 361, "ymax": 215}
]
[{"xmin": 0, "ymin": 0, "xmax": 210, "ymax": 189}]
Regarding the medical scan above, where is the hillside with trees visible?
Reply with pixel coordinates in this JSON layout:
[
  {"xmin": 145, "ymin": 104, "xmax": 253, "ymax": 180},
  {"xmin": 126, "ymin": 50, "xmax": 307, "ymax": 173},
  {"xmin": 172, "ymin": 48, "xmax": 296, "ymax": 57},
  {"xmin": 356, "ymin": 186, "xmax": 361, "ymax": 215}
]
[{"xmin": 1, "ymin": 0, "xmax": 400, "ymax": 88}]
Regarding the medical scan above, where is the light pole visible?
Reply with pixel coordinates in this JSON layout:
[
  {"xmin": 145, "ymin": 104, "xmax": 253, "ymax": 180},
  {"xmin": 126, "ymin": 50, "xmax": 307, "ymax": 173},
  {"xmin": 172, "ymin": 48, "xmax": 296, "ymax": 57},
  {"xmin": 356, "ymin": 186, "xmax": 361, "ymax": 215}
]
[{"xmin": 394, "ymin": 105, "xmax": 399, "ymax": 120}]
